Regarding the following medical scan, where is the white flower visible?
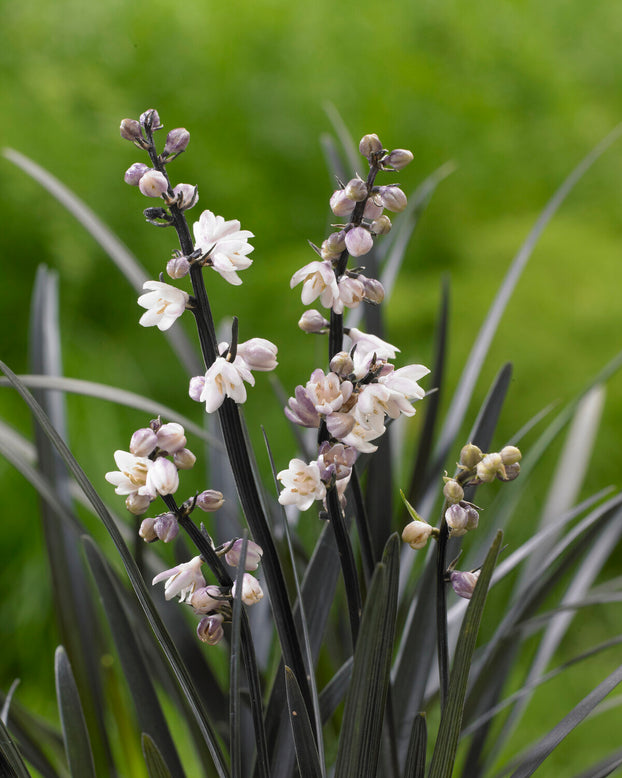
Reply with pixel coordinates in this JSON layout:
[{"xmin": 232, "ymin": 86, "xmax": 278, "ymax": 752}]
[
  {"xmin": 290, "ymin": 260, "xmax": 339, "ymax": 309},
  {"xmin": 193, "ymin": 210, "xmax": 254, "ymax": 286},
  {"xmin": 232, "ymin": 573, "xmax": 264, "ymax": 606},
  {"xmin": 152, "ymin": 556, "xmax": 206, "ymax": 601},
  {"xmin": 199, "ymin": 357, "xmax": 250, "ymax": 413},
  {"xmin": 277, "ymin": 458, "xmax": 326, "ymax": 511},
  {"xmin": 347, "ymin": 328, "xmax": 400, "ymax": 361},
  {"xmin": 305, "ymin": 369, "xmax": 352, "ymax": 415},
  {"xmin": 143, "ymin": 457, "xmax": 179, "ymax": 497},
  {"xmin": 379, "ymin": 364, "xmax": 430, "ymax": 403},
  {"xmin": 138, "ymin": 281, "xmax": 190, "ymax": 331},
  {"xmin": 338, "ymin": 420, "xmax": 385, "ymax": 453},
  {"xmin": 105, "ymin": 450, "xmax": 152, "ymax": 495},
  {"xmin": 402, "ymin": 520, "xmax": 434, "ymax": 550}
]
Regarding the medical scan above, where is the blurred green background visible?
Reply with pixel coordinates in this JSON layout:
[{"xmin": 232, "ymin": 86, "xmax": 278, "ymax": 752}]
[{"xmin": 2, "ymin": 0, "xmax": 622, "ymax": 774}]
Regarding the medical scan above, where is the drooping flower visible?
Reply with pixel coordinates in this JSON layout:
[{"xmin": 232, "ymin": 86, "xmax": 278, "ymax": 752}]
[
  {"xmin": 224, "ymin": 539, "xmax": 263, "ymax": 571},
  {"xmin": 232, "ymin": 573, "xmax": 264, "ymax": 606},
  {"xmin": 138, "ymin": 281, "xmax": 190, "ymax": 331},
  {"xmin": 152, "ymin": 556, "xmax": 205, "ymax": 601},
  {"xmin": 143, "ymin": 456, "xmax": 179, "ymax": 497},
  {"xmin": 193, "ymin": 210, "xmax": 254, "ymax": 285},
  {"xmin": 290, "ymin": 260, "xmax": 340, "ymax": 309},
  {"xmin": 450, "ymin": 570, "xmax": 480, "ymax": 600},
  {"xmin": 402, "ymin": 519, "xmax": 434, "ymax": 550},
  {"xmin": 277, "ymin": 459, "xmax": 326, "ymax": 511},
  {"xmin": 105, "ymin": 450, "xmax": 152, "ymax": 496},
  {"xmin": 197, "ymin": 613, "xmax": 225, "ymax": 645},
  {"xmin": 235, "ymin": 338, "xmax": 278, "ymax": 372},
  {"xmin": 198, "ymin": 356, "xmax": 250, "ymax": 413}
]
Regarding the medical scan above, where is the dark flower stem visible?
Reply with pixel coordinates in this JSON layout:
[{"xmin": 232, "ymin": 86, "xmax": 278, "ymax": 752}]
[{"xmin": 436, "ymin": 504, "xmax": 450, "ymax": 710}]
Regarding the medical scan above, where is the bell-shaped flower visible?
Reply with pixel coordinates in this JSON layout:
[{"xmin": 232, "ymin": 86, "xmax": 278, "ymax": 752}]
[
  {"xmin": 305, "ymin": 369, "xmax": 352, "ymax": 416},
  {"xmin": 152, "ymin": 556, "xmax": 205, "ymax": 601},
  {"xmin": 347, "ymin": 328, "xmax": 399, "ymax": 361},
  {"xmin": 277, "ymin": 458, "xmax": 326, "ymax": 511},
  {"xmin": 143, "ymin": 456, "xmax": 179, "ymax": 497},
  {"xmin": 156, "ymin": 422, "xmax": 187, "ymax": 454},
  {"xmin": 335, "ymin": 276, "xmax": 365, "ymax": 312},
  {"xmin": 232, "ymin": 573, "xmax": 264, "ymax": 606},
  {"xmin": 225, "ymin": 539, "xmax": 263, "ymax": 571},
  {"xmin": 290, "ymin": 260, "xmax": 339, "ymax": 309},
  {"xmin": 193, "ymin": 209, "xmax": 254, "ymax": 285},
  {"xmin": 197, "ymin": 613, "xmax": 225, "ymax": 645},
  {"xmin": 285, "ymin": 385, "xmax": 321, "ymax": 428},
  {"xmin": 236, "ymin": 338, "xmax": 278, "ymax": 372},
  {"xmin": 138, "ymin": 281, "xmax": 190, "ymax": 331},
  {"xmin": 105, "ymin": 450, "xmax": 152, "ymax": 496},
  {"xmin": 338, "ymin": 420, "xmax": 384, "ymax": 453},
  {"xmin": 199, "ymin": 356, "xmax": 250, "ymax": 413}
]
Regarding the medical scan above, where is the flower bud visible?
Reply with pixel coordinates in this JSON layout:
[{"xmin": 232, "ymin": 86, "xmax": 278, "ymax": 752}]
[
  {"xmin": 384, "ymin": 148, "xmax": 414, "ymax": 170},
  {"xmin": 167, "ymin": 255, "xmax": 190, "ymax": 279},
  {"xmin": 445, "ymin": 503, "xmax": 469, "ymax": 536},
  {"xmin": 224, "ymin": 539, "xmax": 263, "ymax": 571},
  {"xmin": 363, "ymin": 198, "xmax": 384, "ymax": 220},
  {"xmin": 476, "ymin": 452, "xmax": 504, "ymax": 483},
  {"xmin": 232, "ymin": 573, "xmax": 264, "ymax": 606},
  {"xmin": 174, "ymin": 448, "xmax": 196, "ymax": 470},
  {"xmin": 345, "ymin": 226, "xmax": 373, "ymax": 257},
  {"xmin": 359, "ymin": 133, "xmax": 383, "ymax": 158},
  {"xmin": 237, "ymin": 338, "xmax": 278, "ymax": 371},
  {"xmin": 124, "ymin": 162, "xmax": 149, "ymax": 186},
  {"xmin": 378, "ymin": 185, "xmax": 407, "ymax": 213},
  {"xmin": 329, "ymin": 189, "xmax": 355, "ymax": 217},
  {"xmin": 163, "ymin": 128, "xmax": 190, "ymax": 157},
  {"xmin": 500, "ymin": 446, "xmax": 522, "ymax": 465},
  {"xmin": 329, "ymin": 352, "xmax": 354, "ymax": 377},
  {"xmin": 126, "ymin": 492, "xmax": 152, "ymax": 515},
  {"xmin": 402, "ymin": 519, "xmax": 434, "ymax": 550},
  {"xmin": 120, "ymin": 119, "xmax": 143, "ymax": 142},
  {"xmin": 360, "ymin": 276, "xmax": 385, "ymax": 304},
  {"xmin": 345, "ymin": 177, "xmax": 368, "ymax": 202},
  {"xmin": 464, "ymin": 503, "xmax": 480, "ymax": 531},
  {"xmin": 139, "ymin": 170, "xmax": 169, "ymax": 198},
  {"xmin": 450, "ymin": 570, "xmax": 480, "ymax": 600},
  {"xmin": 189, "ymin": 375, "xmax": 206, "ymax": 402},
  {"xmin": 189, "ymin": 585, "xmax": 224, "ymax": 614},
  {"xmin": 148, "ymin": 457, "xmax": 179, "ymax": 496},
  {"xmin": 139, "ymin": 516, "xmax": 158, "ymax": 542},
  {"xmin": 321, "ymin": 239, "xmax": 342, "ymax": 260},
  {"xmin": 156, "ymin": 422, "xmax": 186, "ymax": 454},
  {"xmin": 197, "ymin": 613, "xmax": 225, "ymax": 645},
  {"xmin": 460, "ymin": 443, "xmax": 483, "ymax": 470},
  {"xmin": 370, "ymin": 214, "xmax": 392, "ymax": 236},
  {"xmin": 154, "ymin": 512, "xmax": 179, "ymax": 542},
  {"xmin": 498, "ymin": 462, "xmax": 520, "ymax": 482},
  {"xmin": 140, "ymin": 109, "xmax": 162, "ymax": 131},
  {"xmin": 172, "ymin": 183, "xmax": 199, "ymax": 210},
  {"xmin": 443, "ymin": 479, "xmax": 464, "ymax": 504},
  {"xmin": 325, "ymin": 230, "xmax": 347, "ymax": 253},
  {"xmin": 298, "ymin": 309, "xmax": 328, "ymax": 333},
  {"xmin": 196, "ymin": 490, "xmax": 225, "ymax": 512},
  {"xmin": 130, "ymin": 427, "xmax": 157, "ymax": 457}
]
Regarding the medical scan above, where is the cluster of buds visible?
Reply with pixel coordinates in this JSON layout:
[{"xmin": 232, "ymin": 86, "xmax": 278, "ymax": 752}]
[
  {"xmin": 290, "ymin": 133, "xmax": 413, "ymax": 316},
  {"xmin": 105, "ymin": 418, "xmax": 197, "ymax": 516},
  {"xmin": 139, "ymin": 489, "xmax": 225, "ymax": 544},
  {"xmin": 151, "ymin": 538, "xmax": 264, "ymax": 646},
  {"xmin": 278, "ymin": 336, "xmax": 429, "ymax": 510}
]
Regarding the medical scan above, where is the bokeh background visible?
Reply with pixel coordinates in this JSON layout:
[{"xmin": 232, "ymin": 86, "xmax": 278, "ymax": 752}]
[{"xmin": 2, "ymin": 0, "xmax": 622, "ymax": 774}]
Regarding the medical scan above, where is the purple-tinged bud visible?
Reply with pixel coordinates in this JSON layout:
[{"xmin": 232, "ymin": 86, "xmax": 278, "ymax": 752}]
[
  {"xmin": 443, "ymin": 479, "xmax": 464, "ymax": 504},
  {"xmin": 162, "ymin": 128, "xmax": 190, "ymax": 157},
  {"xmin": 460, "ymin": 443, "xmax": 483, "ymax": 469},
  {"xmin": 383, "ymin": 148, "xmax": 414, "ymax": 170},
  {"xmin": 148, "ymin": 457, "xmax": 179, "ymax": 496},
  {"xmin": 359, "ymin": 133, "xmax": 383, "ymax": 158},
  {"xmin": 450, "ymin": 570, "xmax": 480, "ymax": 600},
  {"xmin": 320, "ymin": 240, "xmax": 342, "ymax": 261},
  {"xmin": 232, "ymin": 573, "xmax": 264, "ymax": 605},
  {"xmin": 329, "ymin": 352, "xmax": 354, "ymax": 377},
  {"xmin": 445, "ymin": 503, "xmax": 469, "ymax": 536},
  {"xmin": 363, "ymin": 198, "xmax": 384, "ymax": 220},
  {"xmin": 500, "ymin": 446, "xmax": 522, "ymax": 466},
  {"xmin": 154, "ymin": 512, "xmax": 179, "ymax": 542},
  {"xmin": 498, "ymin": 462, "xmax": 520, "ymax": 482},
  {"xmin": 237, "ymin": 338, "xmax": 278, "ymax": 371},
  {"xmin": 189, "ymin": 375, "xmax": 206, "ymax": 402},
  {"xmin": 345, "ymin": 177, "xmax": 368, "ymax": 202},
  {"xmin": 345, "ymin": 226, "xmax": 373, "ymax": 257},
  {"xmin": 464, "ymin": 503, "xmax": 480, "ymax": 531},
  {"xmin": 197, "ymin": 613, "xmax": 225, "ymax": 645},
  {"xmin": 172, "ymin": 183, "xmax": 199, "ymax": 211},
  {"xmin": 130, "ymin": 427, "xmax": 157, "ymax": 457},
  {"xmin": 402, "ymin": 519, "xmax": 434, "ymax": 550},
  {"xmin": 156, "ymin": 422, "xmax": 186, "ymax": 454},
  {"xmin": 124, "ymin": 162, "xmax": 150, "ymax": 186},
  {"xmin": 139, "ymin": 517, "xmax": 158, "ymax": 542},
  {"xmin": 140, "ymin": 109, "xmax": 162, "ymax": 131},
  {"xmin": 126, "ymin": 492, "xmax": 152, "ymax": 516},
  {"xmin": 325, "ymin": 411, "xmax": 356, "ymax": 440},
  {"xmin": 360, "ymin": 276, "xmax": 385, "ymax": 304},
  {"xmin": 476, "ymin": 453, "xmax": 504, "ymax": 483},
  {"xmin": 325, "ymin": 230, "xmax": 347, "ymax": 253},
  {"xmin": 225, "ymin": 539, "xmax": 263, "ymax": 571},
  {"xmin": 285, "ymin": 386, "xmax": 321, "ymax": 428},
  {"xmin": 378, "ymin": 185, "xmax": 408, "ymax": 213},
  {"xmin": 189, "ymin": 585, "xmax": 224, "ymax": 614},
  {"xmin": 330, "ymin": 189, "xmax": 356, "ymax": 217},
  {"xmin": 299, "ymin": 309, "xmax": 329, "ymax": 333},
  {"xmin": 174, "ymin": 448, "xmax": 196, "ymax": 470},
  {"xmin": 167, "ymin": 255, "xmax": 190, "ymax": 279},
  {"xmin": 196, "ymin": 490, "xmax": 225, "ymax": 512},
  {"xmin": 139, "ymin": 170, "xmax": 169, "ymax": 198},
  {"xmin": 370, "ymin": 214, "xmax": 392, "ymax": 236},
  {"xmin": 120, "ymin": 118, "xmax": 143, "ymax": 141}
]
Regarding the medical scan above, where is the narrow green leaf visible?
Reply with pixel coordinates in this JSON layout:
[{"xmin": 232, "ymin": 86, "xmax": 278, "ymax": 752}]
[
  {"xmin": 428, "ymin": 532, "xmax": 503, "ymax": 778},
  {"xmin": 141, "ymin": 734, "xmax": 173, "ymax": 778},
  {"xmin": 284, "ymin": 668, "xmax": 323, "ymax": 778},
  {"xmin": 0, "ymin": 715, "xmax": 33, "ymax": 778},
  {"xmin": 318, "ymin": 658, "xmax": 353, "ymax": 724},
  {"xmin": 403, "ymin": 713, "xmax": 427, "ymax": 778},
  {"xmin": 572, "ymin": 749, "xmax": 622, "ymax": 778},
  {"xmin": 334, "ymin": 534, "xmax": 400, "ymax": 778},
  {"xmin": 54, "ymin": 647, "xmax": 96, "ymax": 778}
]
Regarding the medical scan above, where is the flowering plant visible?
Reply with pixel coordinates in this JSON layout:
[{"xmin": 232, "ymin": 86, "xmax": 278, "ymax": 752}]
[{"xmin": 1, "ymin": 108, "xmax": 622, "ymax": 778}]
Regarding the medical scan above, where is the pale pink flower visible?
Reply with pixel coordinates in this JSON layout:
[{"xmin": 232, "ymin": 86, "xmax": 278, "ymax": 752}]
[
  {"xmin": 305, "ymin": 369, "xmax": 352, "ymax": 415},
  {"xmin": 152, "ymin": 556, "xmax": 205, "ymax": 601},
  {"xmin": 236, "ymin": 338, "xmax": 278, "ymax": 372},
  {"xmin": 143, "ymin": 457, "xmax": 179, "ymax": 497},
  {"xmin": 277, "ymin": 459, "xmax": 326, "ymax": 511},
  {"xmin": 290, "ymin": 260, "xmax": 339, "ymax": 309},
  {"xmin": 199, "ymin": 357, "xmax": 250, "ymax": 413},
  {"xmin": 105, "ymin": 450, "xmax": 152, "ymax": 496},
  {"xmin": 345, "ymin": 227, "xmax": 373, "ymax": 258},
  {"xmin": 347, "ymin": 329, "xmax": 400, "ymax": 361},
  {"xmin": 138, "ymin": 281, "xmax": 189, "ymax": 331},
  {"xmin": 232, "ymin": 573, "xmax": 264, "ymax": 606},
  {"xmin": 193, "ymin": 209, "xmax": 254, "ymax": 286}
]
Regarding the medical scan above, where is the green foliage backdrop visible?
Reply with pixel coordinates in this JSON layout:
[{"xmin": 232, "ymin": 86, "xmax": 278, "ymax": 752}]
[{"xmin": 1, "ymin": 0, "xmax": 622, "ymax": 774}]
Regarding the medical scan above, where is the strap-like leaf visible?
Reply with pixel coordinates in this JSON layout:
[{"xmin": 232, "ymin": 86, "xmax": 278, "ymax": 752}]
[
  {"xmin": 142, "ymin": 734, "xmax": 173, "ymax": 778},
  {"xmin": 284, "ymin": 668, "xmax": 323, "ymax": 778},
  {"xmin": 0, "ymin": 715, "xmax": 33, "ymax": 778},
  {"xmin": 334, "ymin": 534, "xmax": 400, "ymax": 778},
  {"xmin": 54, "ymin": 647, "xmax": 96, "ymax": 778},
  {"xmin": 403, "ymin": 713, "xmax": 427, "ymax": 778}
]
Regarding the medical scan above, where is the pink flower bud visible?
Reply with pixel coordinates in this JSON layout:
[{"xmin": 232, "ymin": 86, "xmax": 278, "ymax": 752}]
[
  {"xmin": 232, "ymin": 573, "xmax": 264, "ymax": 606},
  {"xmin": 329, "ymin": 352, "xmax": 354, "ymax": 377},
  {"xmin": 325, "ymin": 230, "xmax": 347, "ymax": 253},
  {"xmin": 329, "ymin": 189, "xmax": 356, "ymax": 217},
  {"xmin": 196, "ymin": 490, "xmax": 225, "ymax": 512},
  {"xmin": 236, "ymin": 338, "xmax": 278, "ymax": 371},
  {"xmin": 345, "ymin": 227, "xmax": 373, "ymax": 257},
  {"xmin": 126, "ymin": 492, "xmax": 152, "ymax": 516},
  {"xmin": 189, "ymin": 585, "xmax": 224, "ymax": 614},
  {"xmin": 172, "ymin": 183, "xmax": 199, "ymax": 211},
  {"xmin": 359, "ymin": 133, "xmax": 383, "ymax": 158},
  {"xmin": 139, "ymin": 516, "xmax": 158, "ymax": 542},
  {"xmin": 224, "ymin": 539, "xmax": 263, "ymax": 571},
  {"xmin": 120, "ymin": 119, "xmax": 143, "ymax": 141},
  {"xmin": 360, "ymin": 276, "xmax": 385, "ymax": 304},
  {"xmin": 370, "ymin": 214, "xmax": 392, "ymax": 236},
  {"xmin": 197, "ymin": 614, "xmax": 225, "ymax": 645},
  {"xmin": 344, "ymin": 177, "xmax": 368, "ymax": 202},
  {"xmin": 445, "ymin": 503, "xmax": 469, "ymax": 536},
  {"xmin": 363, "ymin": 198, "xmax": 384, "ymax": 220},
  {"xmin": 124, "ymin": 162, "xmax": 150, "ymax": 186},
  {"xmin": 139, "ymin": 170, "xmax": 169, "ymax": 198},
  {"xmin": 383, "ymin": 149, "xmax": 414, "ymax": 170},
  {"xmin": 378, "ymin": 186, "xmax": 407, "ymax": 213},
  {"xmin": 402, "ymin": 519, "xmax": 433, "ymax": 550},
  {"xmin": 189, "ymin": 375, "xmax": 206, "ymax": 402},
  {"xmin": 167, "ymin": 255, "xmax": 190, "ymax": 279},
  {"xmin": 154, "ymin": 512, "xmax": 179, "ymax": 542},
  {"xmin": 147, "ymin": 457, "xmax": 179, "ymax": 496},
  {"xmin": 174, "ymin": 448, "xmax": 196, "ymax": 470},
  {"xmin": 163, "ymin": 128, "xmax": 190, "ymax": 157},
  {"xmin": 450, "ymin": 570, "xmax": 480, "ymax": 600},
  {"xmin": 298, "ymin": 310, "xmax": 328, "ymax": 333},
  {"xmin": 156, "ymin": 422, "xmax": 186, "ymax": 454},
  {"xmin": 130, "ymin": 427, "xmax": 157, "ymax": 457},
  {"xmin": 140, "ymin": 109, "xmax": 162, "ymax": 131}
]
